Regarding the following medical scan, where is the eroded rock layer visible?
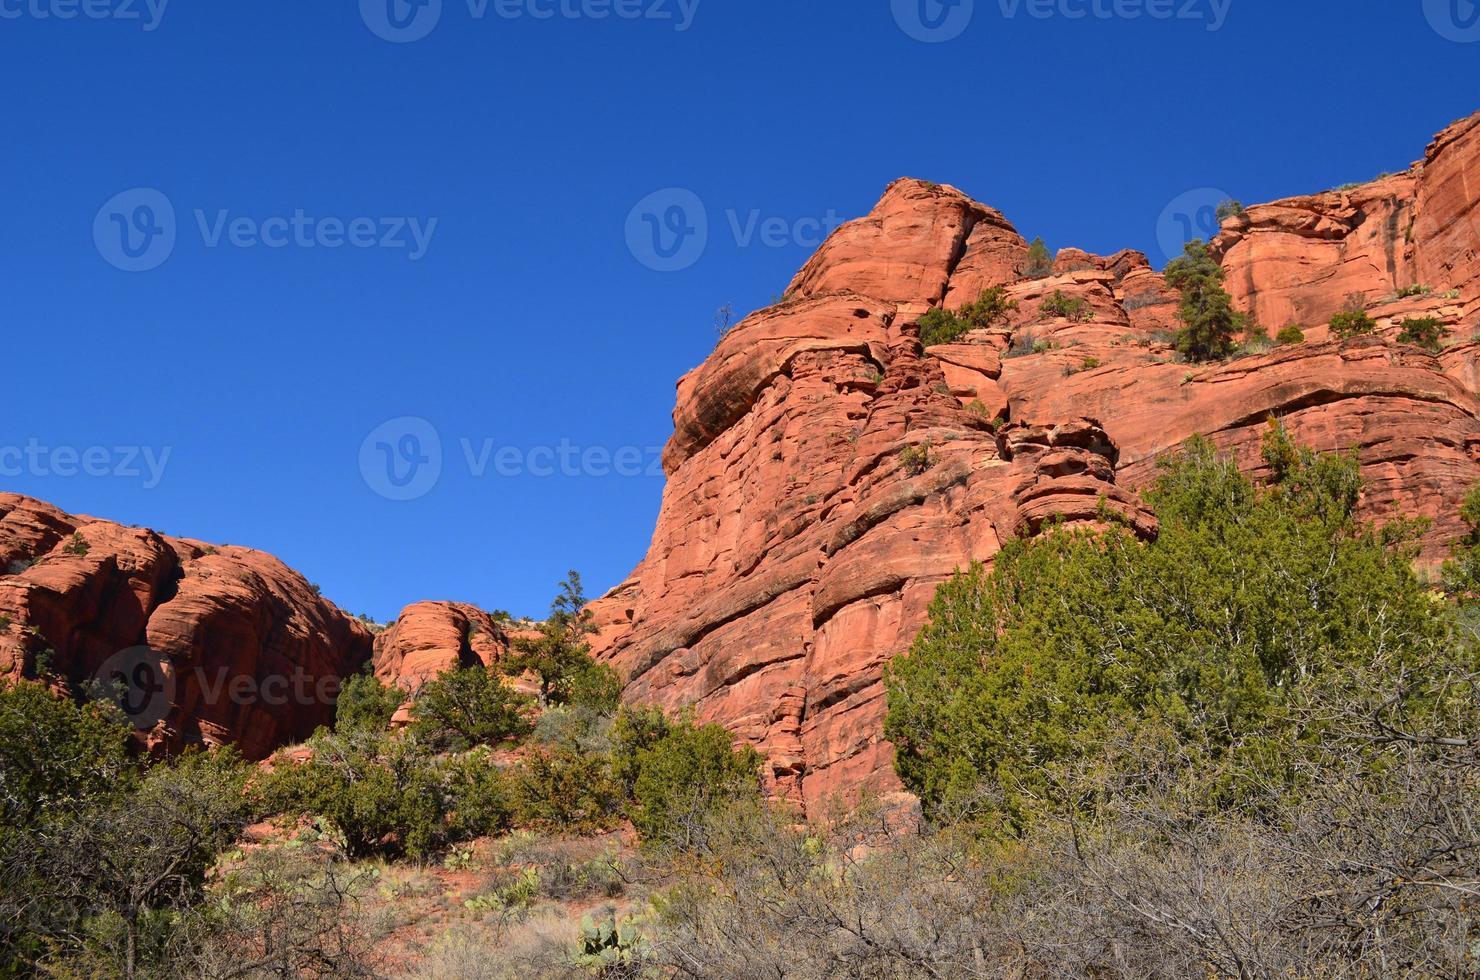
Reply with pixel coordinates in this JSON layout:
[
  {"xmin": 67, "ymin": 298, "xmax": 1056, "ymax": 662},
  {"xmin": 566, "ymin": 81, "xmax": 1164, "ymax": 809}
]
[
  {"xmin": 0, "ymin": 493, "xmax": 373, "ymax": 758},
  {"xmin": 590, "ymin": 112, "xmax": 1480, "ymax": 810}
]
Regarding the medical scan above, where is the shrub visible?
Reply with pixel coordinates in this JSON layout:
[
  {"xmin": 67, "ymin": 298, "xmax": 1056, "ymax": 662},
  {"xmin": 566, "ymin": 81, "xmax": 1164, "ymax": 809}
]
[
  {"xmin": 505, "ymin": 572, "xmax": 618, "ymax": 710},
  {"xmin": 1396, "ymin": 316, "xmax": 1447, "ymax": 350},
  {"xmin": 409, "ymin": 665, "xmax": 533, "ymax": 752},
  {"xmin": 1215, "ymin": 199, "xmax": 1245, "ymax": 221},
  {"xmin": 898, "ymin": 442, "xmax": 935, "ymax": 476},
  {"xmin": 1024, "ymin": 237, "xmax": 1054, "ymax": 279},
  {"xmin": 1330, "ymin": 309, "xmax": 1377, "ymax": 339},
  {"xmin": 1039, "ymin": 290, "xmax": 1092, "ymax": 322},
  {"xmin": 918, "ymin": 287, "xmax": 1018, "ymax": 347},
  {"xmin": 1443, "ymin": 484, "xmax": 1480, "ymax": 596},
  {"xmin": 884, "ymin": 425, "xmax": 1446, "ymax": 830},
  {"xmin": 61, "ymin": 533, "xmax": 89, "ymax": 557},
  {"xmin": 334, "ymin": 670, "xmax": 403, "ymax": 734},
  {"xmin": 613, "ymin": 711, "xmax": 762, "ymax": 847},
  {"xmin": 509, "ymin": 750, "xmax": 623, "ymax": 833},
  {"xmin": 445, "ymin": 749, "xmax": 514, "ymax": 839},
  {"xmin": 1396, "ymin": 283, "xmax": 1432, "ymax": 299},
  {"xmin": 0, "ymin": 681, "xmax": 132, "ymax": 844},
  {"xmin": 257, "ymin": 730, "xmax": 452, "ymax": 859},
  {"xmin": 1002, "ymin": 330, "xmax": 1038, "ymax": 359},
  {"xmin": 1164, "ymin": 240, "xmax": 1244, "ymax": 361},
  {"xmin": 917, "ymin": 307, "xmax": 968, "ymax": 348},
  {"xmin": 1240, "ymin": 322, "xmax": 1272, "ymax": 354},
  {"xmin": 1275, "ymin": 324, "xmax": 1306, "ymax": 345},
  {"xmin": 2, "ymin": 746, "xmax": 255, "ymax": 975}
]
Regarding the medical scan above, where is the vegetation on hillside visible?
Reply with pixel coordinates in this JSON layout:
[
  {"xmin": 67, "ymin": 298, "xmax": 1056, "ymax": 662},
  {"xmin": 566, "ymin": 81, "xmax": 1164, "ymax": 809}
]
[
  {"xmin": 1165, "ymin": 239, "xmax": 1245, "ymax": 361},
  {"xmin": 5, "ymin": 440, "xmax": 1479, "ymax": 975},
  {"xmin": 917, "ymin": 286, "xmax": 1018, "ymax": 347}
]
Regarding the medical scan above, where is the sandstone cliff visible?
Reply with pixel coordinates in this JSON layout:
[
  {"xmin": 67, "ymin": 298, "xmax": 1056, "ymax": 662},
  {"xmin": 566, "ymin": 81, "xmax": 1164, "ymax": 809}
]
[
  {"xmin": 0, "ymin": 493, "xmax": 373, "ymax": 758},
  {"xmin": 589, "ymin": 111, "xmax": 1480, "ymax": 810}
]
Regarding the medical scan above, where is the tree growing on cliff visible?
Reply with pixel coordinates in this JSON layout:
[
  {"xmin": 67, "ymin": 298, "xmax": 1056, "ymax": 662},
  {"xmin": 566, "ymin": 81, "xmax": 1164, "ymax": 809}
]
[
  {"xmin": 1164, "ymin": 239, "xmax": 1244, "ymax": 361},
  {"xmin": 505, "ymin": 572, "xmax": 621, "ymax": 710},
  {"xmin": 1024, "ymin": 237, "xmax": 1054, "ymax": 278},
  {"xmin": 917, "ymin": 286, "xmax": 1018, "ymax": 347}
]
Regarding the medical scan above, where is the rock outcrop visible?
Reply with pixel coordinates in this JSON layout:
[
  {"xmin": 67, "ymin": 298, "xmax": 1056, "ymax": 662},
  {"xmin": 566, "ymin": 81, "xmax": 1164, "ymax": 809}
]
[
  {"xmin": 372, "ymin": 601, "xmax": 511, "ymax": 693},
  {"xmin": 590, "ymin": 111, "xmax": 1480, "ymax": 811},
  {"xmin": 0, "ymin": 493, "xmax": 373, "ymax": 759}
]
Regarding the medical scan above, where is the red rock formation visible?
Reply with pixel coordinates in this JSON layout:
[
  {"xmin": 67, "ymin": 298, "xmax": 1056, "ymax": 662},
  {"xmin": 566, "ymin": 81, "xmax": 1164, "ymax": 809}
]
[
  {"xmin": 0, "ymin": 493, "xmax": 373, "ymax": 759},
  {"xmin": 1211, "ymin": 110, "xmax": 1480, "ymax": 334},
  {"xmin": 372, "ymin": 601, "xmax": 511, "ymax": 694},
  {"xmin": 591, "ymin": 111, "xmax": 1480, "ymax": 812}
]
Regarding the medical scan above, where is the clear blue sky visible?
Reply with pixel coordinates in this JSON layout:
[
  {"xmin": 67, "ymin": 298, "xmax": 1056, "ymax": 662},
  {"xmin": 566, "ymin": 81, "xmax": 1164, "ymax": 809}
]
[{"xmin": 2, "ymin": 0, "xmax": 1476, "ymax": 619}]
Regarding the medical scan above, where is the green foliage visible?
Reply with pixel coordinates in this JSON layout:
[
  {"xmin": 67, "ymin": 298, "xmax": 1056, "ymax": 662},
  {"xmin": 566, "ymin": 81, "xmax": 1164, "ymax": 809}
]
[
  {"xmin": 1275, "ymin": 324, "xmax": 1306, "ymax": 345},
  {"xmin": 1039, "ymin": 290, "xmax": 1092, "ymax": 322},
  {"xmin": 0, "ymin": 744, "xmax": 254, "ymax": 976},
  {"xmin": 1024, "ymin": 237, "xmax": 1054, "ymax": 279},
  {"xmin": 885, "ymin": 425, "xmax": 1447, "ymax": 831},
  {"xmin": 1443, "ymin": 484, "xmax": 1480, "ymax": 597},
  {"xmin": 509, "ymin": 749, "xmax": 624, "ymax": 833},
  {"xmin": 334, "ymin": 670, "xmax": 403, "ymax": 734},
  {"xmin": 899, "ymin": 442, "xmax": 936, "ymax": 476},
  {"xmin": 1330, "ymin": 309, "xmax": 1377, "ymax": 339},
  {"xmin": 572, "ymin": 913, "xmax": 646, "ymax": 971},
  {"xmin": 1164, "ymin": 240, "xmax": 1245, "ymax": 362},
  {"xmin": 444, "ymin": 749, "xmax": 514, "ymax": 839},
  {"xmin": 918, "ymin": 286, "xmax": 1019, "ymax": 347},
  {"xmin": 409, "ymin": 664, "xmax": 533, "ymax": 752},
  {"xmin": 61, "ymin": 532, "xmax": 89, "ymax": 557},
  {"xmin": 1396, "ymin": 316, "xmax": 1447, "ymax": 350},
  {"xmin": 612, "ymin": 708, "xmax": 762, "ymax": 846},
  {"xmin": 1396, "ymin": 283, "xmax": 1432, "ymax": 299},
  {"xmin": 1215, "ymin": 199, "xmax": 1245, "ymax": 221},
  {"xmin": 505, "ymin": 571, "xmax": 618, "ymax": 710},
  {"xmin": 257, "ymin": 730, "xmax": 452, "ymax": 859},
  {"xmin": 0, "ymin": 681, "xmax": 132, "ymax": 845}
]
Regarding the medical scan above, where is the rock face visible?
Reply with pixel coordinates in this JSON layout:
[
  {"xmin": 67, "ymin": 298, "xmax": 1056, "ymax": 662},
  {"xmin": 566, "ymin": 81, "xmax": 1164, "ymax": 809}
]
[
  {"xmin": 0, "ymin": 493, "xmax": 373, "ymax": 759},
  {"xmin": 372, "ymin": 601, "xmax": 511, "ymax": 693},
  {"xmin": 590, "ymin": 111, "xmax": 1480, "ymax": 811}
]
